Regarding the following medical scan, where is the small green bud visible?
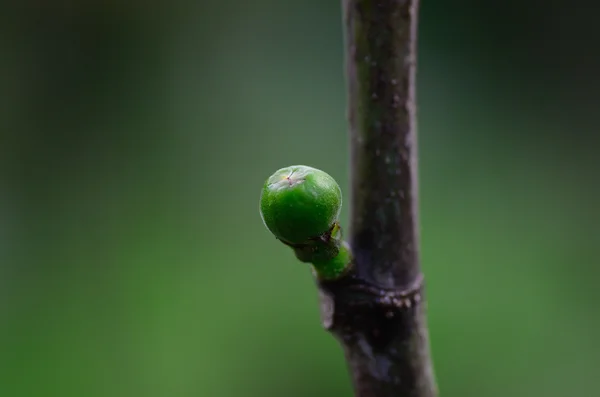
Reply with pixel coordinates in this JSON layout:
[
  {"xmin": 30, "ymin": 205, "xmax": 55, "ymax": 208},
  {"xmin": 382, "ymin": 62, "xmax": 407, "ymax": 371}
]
[
  {"xmin": 259, "ymin": 165, "xmax": 351, "ymax": 280},
  {"xmin": 259, "ymin": 165, "xmax": 342, "ymax": 245}
]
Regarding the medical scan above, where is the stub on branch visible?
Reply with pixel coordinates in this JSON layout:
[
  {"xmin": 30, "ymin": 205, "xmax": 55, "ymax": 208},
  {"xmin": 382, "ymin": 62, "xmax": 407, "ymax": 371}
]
[{"xmin": 318, "ymin": 272, "xmax": 424, "ymax": 339}]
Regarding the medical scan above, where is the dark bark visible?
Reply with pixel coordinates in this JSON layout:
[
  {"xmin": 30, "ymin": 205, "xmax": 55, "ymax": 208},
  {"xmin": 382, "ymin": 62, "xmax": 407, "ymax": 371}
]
[{"xmin": 316, "ymin": 1, "xmax": 437, "ymax": 396}]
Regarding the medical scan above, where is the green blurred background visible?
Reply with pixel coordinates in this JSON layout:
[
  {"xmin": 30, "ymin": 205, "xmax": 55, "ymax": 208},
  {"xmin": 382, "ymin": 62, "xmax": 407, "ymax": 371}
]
[{"xmin": 1, "ymin": 2, "xmax": 599, "ymax": 396}]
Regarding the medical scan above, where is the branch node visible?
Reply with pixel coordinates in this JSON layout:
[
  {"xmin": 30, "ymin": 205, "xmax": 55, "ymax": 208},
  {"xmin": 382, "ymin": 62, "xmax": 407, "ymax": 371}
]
[{"xmin": 317, "ymin": 271, "xmax": 424, "ymax": 336}]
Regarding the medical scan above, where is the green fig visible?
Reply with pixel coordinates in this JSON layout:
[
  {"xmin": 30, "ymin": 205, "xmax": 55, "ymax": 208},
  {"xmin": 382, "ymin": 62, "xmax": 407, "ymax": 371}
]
[{"xmin": 259, "ymin": 165, "xmax": 342, "ymax": 245}]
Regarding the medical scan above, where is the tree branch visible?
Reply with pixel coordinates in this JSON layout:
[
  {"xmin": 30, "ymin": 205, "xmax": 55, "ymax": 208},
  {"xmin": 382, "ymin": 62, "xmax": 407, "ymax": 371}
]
[{"xmin": 316, "ymin": 1, "xmax": 437, "ymax": 396}]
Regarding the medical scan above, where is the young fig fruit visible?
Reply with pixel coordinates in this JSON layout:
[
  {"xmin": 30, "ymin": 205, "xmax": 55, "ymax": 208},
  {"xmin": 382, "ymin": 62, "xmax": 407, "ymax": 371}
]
[{"xmin": 259, "ymin": 165, "xmax": 342, "ymax": 245}]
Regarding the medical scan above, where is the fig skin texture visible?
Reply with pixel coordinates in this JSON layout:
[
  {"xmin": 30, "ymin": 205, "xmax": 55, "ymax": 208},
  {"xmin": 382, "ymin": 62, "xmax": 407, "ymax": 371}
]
[{"xmin": 260, "ymin": 165, "xmax": 342, "ymax": 245}]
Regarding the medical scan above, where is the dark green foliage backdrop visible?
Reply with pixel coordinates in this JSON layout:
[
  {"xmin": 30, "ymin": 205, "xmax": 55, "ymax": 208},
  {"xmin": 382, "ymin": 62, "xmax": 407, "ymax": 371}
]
[{"xmin": 1, "ymin": 2, "xmax": 599, "ymax": 396}]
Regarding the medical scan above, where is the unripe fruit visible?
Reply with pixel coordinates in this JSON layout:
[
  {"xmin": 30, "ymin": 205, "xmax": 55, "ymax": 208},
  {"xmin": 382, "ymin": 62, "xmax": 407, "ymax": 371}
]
[{"xmin": 260, "ymin": 165, "xmax": 342, "ymax": 245}]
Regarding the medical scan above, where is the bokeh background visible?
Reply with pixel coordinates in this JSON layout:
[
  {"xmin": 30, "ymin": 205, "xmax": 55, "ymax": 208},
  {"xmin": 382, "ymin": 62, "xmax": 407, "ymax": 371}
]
[{"xmin": 1, "ymin": 1, "xmax": 599, "ymax": 396}]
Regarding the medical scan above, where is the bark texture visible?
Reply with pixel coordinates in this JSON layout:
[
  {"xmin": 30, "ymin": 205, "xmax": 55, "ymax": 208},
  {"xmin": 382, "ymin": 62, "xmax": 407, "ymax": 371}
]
[{"xmin": 316, "ymin": 1, "xmax": 437, "ymax": 396}]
